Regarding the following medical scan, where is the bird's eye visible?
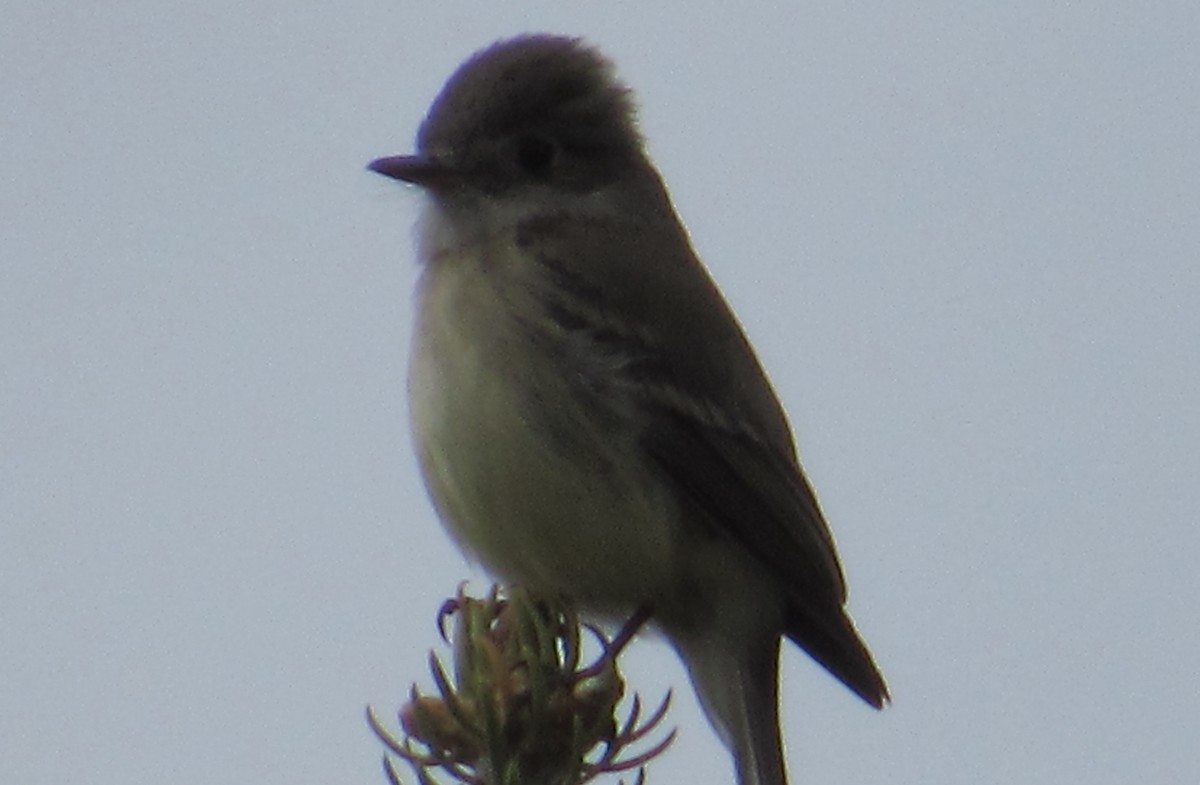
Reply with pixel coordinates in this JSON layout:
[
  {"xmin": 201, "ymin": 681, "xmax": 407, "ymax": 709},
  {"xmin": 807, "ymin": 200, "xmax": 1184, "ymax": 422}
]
[{"xmin": 515, "ymin": 135, "xmax": 558, "ymax": 177}]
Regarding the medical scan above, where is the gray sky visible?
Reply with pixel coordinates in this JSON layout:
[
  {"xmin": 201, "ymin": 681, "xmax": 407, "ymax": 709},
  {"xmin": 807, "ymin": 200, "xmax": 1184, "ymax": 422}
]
[{"xmin": 3, "ymin": 2, "xmax": 1198, "ymax": 784}]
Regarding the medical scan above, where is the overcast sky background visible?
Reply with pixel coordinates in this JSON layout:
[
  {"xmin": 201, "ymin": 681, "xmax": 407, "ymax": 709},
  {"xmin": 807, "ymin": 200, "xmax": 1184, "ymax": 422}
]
[{"xmin": 3, "ymin": 2, "xmax": 1198, "ymax": 784}]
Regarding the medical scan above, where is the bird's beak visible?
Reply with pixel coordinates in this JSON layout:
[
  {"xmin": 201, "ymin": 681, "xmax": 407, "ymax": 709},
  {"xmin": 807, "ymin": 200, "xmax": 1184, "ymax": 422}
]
[{"xmin": 367, "ymin": 154, "xmax": 458, "ymax": 190}]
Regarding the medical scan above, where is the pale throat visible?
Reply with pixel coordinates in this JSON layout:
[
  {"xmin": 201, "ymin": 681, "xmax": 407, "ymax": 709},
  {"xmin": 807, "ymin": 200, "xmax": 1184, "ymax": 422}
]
[{"xmin": 414, "ymin": 185, "xmax": 623, "ymax": 265}]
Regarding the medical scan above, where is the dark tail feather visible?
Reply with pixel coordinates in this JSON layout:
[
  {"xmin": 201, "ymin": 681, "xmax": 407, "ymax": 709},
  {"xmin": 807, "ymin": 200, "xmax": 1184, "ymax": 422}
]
[
  {"xmin": 668, "ymin": 630, "xmax": 789, "ymax": 785},
  {"xmin": 732, "ymin": 638, "xmax": 789, "ymax": 785},
  {"xmin": 785, "ymin": 605, "xmax": 889, "ymax": 709}
]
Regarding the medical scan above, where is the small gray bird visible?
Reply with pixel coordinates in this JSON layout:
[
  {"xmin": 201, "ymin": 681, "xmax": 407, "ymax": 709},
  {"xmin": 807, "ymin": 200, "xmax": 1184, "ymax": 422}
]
[{"xmin": 369, "ymin": 35, "xmax": 887, "ymax": 785}]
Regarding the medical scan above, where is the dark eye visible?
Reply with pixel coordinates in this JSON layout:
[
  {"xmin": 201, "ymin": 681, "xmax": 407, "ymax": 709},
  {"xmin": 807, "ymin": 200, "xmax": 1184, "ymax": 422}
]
[{"xmin": 515, "ymin": 135, "xmax": 558, "ymax": 177}]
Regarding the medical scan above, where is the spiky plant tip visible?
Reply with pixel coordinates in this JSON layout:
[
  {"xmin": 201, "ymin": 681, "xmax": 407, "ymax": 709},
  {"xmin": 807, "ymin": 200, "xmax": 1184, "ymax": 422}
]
[{"xmin": 369, "ymin": 585, "xmax": 674, "ymax": 785}]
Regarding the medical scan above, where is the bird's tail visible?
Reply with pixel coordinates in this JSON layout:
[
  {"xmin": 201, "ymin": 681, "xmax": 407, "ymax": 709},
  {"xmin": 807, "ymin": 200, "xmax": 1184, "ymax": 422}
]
[{"xmin": 669, "ymin": 630, "xmax": 789, "ymax": 785}]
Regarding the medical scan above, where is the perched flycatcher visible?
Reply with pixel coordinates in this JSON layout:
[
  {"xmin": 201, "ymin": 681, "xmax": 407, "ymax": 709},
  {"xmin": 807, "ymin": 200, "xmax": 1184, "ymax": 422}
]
[{"xmin": 369, "ymin": 34, "xmax": 887, "ymax": 785}]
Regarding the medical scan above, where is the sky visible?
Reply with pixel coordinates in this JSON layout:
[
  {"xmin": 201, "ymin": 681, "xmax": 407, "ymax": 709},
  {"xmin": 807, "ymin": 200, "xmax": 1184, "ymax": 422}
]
[{"xmin": 3, "ymin": 2, "xmax": 1198, "ymax": 784}]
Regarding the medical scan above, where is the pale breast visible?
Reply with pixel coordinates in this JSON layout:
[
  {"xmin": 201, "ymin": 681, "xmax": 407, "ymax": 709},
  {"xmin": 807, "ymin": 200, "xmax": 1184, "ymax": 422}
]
[{"xmin": 407, "ymin": 228, "xmax": 681, "ymax": 612}]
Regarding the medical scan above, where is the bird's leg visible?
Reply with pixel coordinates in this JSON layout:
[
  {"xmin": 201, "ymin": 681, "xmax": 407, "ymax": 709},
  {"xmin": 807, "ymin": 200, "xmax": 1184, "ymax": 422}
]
[{"xmin": 575, "ymin": 604, "xmax": 654, "ymax": 682}]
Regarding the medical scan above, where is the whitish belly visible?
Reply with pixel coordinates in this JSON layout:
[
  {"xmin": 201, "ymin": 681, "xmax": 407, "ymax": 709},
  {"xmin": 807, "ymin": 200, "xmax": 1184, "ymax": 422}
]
[{"xmin": 407, "ymin": 263, "xmax": 678, "ymax": 612}]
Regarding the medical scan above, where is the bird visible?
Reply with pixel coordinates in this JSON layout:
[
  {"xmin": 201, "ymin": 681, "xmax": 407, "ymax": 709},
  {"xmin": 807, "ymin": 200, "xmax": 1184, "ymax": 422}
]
[{"xmin": 368, "ymin": 34, "xmax": 887, "ymax": 785}]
